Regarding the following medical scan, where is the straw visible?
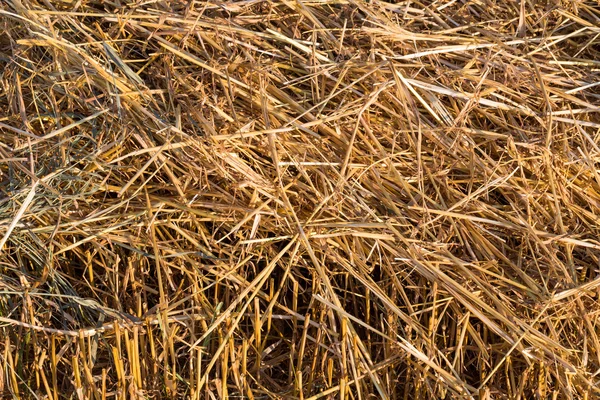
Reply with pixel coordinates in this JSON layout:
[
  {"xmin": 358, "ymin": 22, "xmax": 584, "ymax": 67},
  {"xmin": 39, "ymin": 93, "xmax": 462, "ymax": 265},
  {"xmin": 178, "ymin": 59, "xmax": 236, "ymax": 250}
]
[{"xmin": 1, "ymin": 0, "xmax": 600, "ymax": 398}]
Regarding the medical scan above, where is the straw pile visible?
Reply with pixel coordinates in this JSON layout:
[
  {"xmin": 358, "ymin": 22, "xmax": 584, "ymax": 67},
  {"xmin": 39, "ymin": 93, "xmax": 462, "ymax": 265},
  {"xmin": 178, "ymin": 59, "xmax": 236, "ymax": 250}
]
[{"xmin": 1, "ymin": 0, "xmax": 600, "ymax": 398}]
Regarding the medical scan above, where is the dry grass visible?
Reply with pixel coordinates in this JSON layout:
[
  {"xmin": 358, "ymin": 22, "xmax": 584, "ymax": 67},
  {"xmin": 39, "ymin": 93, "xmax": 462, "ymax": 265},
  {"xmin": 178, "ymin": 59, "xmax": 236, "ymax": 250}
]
[{"xmin": 1, "ymin": 0, "xmax": 600, "ymax": 398}]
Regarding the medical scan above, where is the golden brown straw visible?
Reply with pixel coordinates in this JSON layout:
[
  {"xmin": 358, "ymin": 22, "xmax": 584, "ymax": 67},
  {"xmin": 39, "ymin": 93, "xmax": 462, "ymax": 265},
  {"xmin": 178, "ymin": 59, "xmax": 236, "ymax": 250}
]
[{"xmin": 1, "ymin": 0, "xmax": 600, "ymax": 398}]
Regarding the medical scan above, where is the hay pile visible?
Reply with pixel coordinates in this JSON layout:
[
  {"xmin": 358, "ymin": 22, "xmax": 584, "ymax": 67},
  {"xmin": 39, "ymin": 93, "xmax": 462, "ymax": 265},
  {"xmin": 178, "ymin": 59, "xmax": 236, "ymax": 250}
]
[{"xmin": 1, "ymin": 0, "xmax": 600, "ymax": 398}]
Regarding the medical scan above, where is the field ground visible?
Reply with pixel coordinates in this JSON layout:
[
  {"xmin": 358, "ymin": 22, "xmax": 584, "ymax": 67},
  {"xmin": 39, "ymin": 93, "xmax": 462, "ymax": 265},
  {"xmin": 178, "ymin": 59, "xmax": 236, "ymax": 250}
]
[{"xmin": 1, "ymin": 0, "xmax": 600, "ymax": 399}]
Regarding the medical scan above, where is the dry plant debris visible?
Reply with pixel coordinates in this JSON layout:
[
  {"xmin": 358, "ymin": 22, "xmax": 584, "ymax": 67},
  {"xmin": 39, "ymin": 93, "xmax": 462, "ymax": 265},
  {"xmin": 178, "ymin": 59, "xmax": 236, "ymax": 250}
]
[{"xmin": 1, "ymin": 0, "xmax": 600, "ymax": 398}]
